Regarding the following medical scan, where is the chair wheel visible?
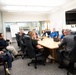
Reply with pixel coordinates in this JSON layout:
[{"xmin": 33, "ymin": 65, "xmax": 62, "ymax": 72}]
[
  {"xmin": 67, "ymin": 72, "xmax": 71, "ymax": 75},
  {"xmin": 22, "ymin": 55, "xmax": 24, "ymax": 59},
  {"xmin": 28, "ymin": 63, "xmax": 30, "ymax": 66},
  {"xmin": 43, "ymin": 63, "xmax": 45, "ymax": 66},
  {"xmin": 67, "ymin": 72, "xmax": 69, "ymax": 75},
  {"xmin": 35, "ymin": 66, "xmax": 37, "ymax": 69}
]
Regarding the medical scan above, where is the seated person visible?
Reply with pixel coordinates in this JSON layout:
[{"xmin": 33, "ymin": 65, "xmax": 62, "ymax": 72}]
[
  {"xmin": 29, "ymin": 31, "xmax": 43, "ymax": 50},
  {"xmin": 0, "ymin": 50, "xmax": 12, "ymax": 75},
  {"xmin": 27, "ymin": 31, "xmax": 31, "ymax": 36},
  {"xmin": 29, "ymin": 31, "xmax": 54, "ymax": 62},
  {"xmin": 0, "ymin": 33, "xmax": 21, "ymax": 58},
  {"xmin": 32, "ymin": 29, "xmax": 39, "ymax": 38},
  {"xmin": 0, "ymin": 33, "xmax": 13, "ymax": 70},
  {"xmin": 59, "ymin": 29, "xmax": 65, "ymax": 41},
  {"xmin": 57, "ymin": 29, "xmax": 75, "ymax": 69},
  {"xmin": 50, "ymin": 28, "xmax": 59, "ymax": 38},
  {"xmin": 41, "ymin": 30, "xmax": 45, "ymax": 36}
]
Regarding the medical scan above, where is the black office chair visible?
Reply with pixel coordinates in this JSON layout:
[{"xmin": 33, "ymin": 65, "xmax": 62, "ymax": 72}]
[
  {"xmin": 43, "ymin": 30, "xmax": 51, "ymax": 37},
  {"xmin": 63, "ymin": 36, "xmax": 76, "ymax": 75},
  {"xmin": 23, "ymin": 35, "xmax": 45, "ymax": 69},
  {"xmin": 0, "ymin": 57, "xmax": 7, "ymax": 75},
  {"xmin": 21, "ymin": 35, "xmax": 29, "ymax": 59},
  {"xmin": 15, "ymin": 33, "xmax": 21, "ymax": 47}
]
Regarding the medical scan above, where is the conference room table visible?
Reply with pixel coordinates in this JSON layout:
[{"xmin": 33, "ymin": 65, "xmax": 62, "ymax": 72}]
[{"xmin": 38, "ymin": 37, "xmax": 60, "ymax": 63}]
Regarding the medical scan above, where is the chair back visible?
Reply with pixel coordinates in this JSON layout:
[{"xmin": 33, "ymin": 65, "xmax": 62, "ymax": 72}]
[
  {"xmin": 15, "ymin": 33, "xmax": 21, "ymax": 47},
  {"xmin": 70, "ymin": 35, "xmax": 76, "ymax": 62},
  {"xmin": 23, "ymin": 35, "xmax": 35, "ymax": 58},
  {"xmin": 0, "ymin": 57, "xmax": 7, "ymax": 75},
  {"xmin": 15, "ymin": 34, "xmax": 20, "ymax": 41}
]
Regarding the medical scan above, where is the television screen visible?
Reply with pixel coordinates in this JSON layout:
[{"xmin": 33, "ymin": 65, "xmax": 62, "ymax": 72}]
[{"xmin": 65, "ymin": 12, "xmax": 76, "ymax": 24}]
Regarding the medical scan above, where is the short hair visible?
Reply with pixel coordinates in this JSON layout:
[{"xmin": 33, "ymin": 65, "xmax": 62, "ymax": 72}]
[
  {"xmin": 28, "ymin": 31, "xmax": 31, "ymax": 36},
  {"xmin": 0, "ymin": 33, "xmax": 2, "ymax": 37}
]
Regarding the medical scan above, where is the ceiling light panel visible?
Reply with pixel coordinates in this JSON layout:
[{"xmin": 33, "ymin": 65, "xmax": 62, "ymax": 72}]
[
  {"xmin": 0, "ymin": 0, "xmax": 69, "ymax": 6},
  {"xmin": 2, "ymin": 6, "xmax": 53, "ymax": 12}
]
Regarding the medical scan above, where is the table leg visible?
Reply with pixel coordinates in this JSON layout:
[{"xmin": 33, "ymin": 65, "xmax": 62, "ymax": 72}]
[{"xmin": 51, "ymin": 49, "xmax": 55, "ymax": 63}]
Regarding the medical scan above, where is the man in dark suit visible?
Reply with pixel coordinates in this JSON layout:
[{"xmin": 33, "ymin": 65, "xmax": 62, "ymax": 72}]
[
  {"xmin": 0, "ymin": 33, "xmax": 12, "ymax": 70},
  {"xmin": 57, "ymin": 29, "xmax": 75, "ymax": 68}
]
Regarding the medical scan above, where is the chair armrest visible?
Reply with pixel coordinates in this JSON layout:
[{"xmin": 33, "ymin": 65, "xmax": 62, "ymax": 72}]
[{"xmin": 36, "ymin": 53, "xmax": 43, "ymax": 57}]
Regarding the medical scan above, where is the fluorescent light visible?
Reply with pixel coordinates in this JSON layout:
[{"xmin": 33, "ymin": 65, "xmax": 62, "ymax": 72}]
[
  {"xmin": 0, "ymin": 0, "xmax": 70, "ymax": 12},
  {"xmin": 0, "ymin": 0, "xmax": 67, "ymax": 6},
  {"xmin": 3, "ymin": 6, "xmax": 53, "ymax": 12}
]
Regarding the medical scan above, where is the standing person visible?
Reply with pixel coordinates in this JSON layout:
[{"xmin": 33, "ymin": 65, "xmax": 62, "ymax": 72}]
[{"xmin": 57, "ymin": 29, "xmax": 75, "ymax": 69}]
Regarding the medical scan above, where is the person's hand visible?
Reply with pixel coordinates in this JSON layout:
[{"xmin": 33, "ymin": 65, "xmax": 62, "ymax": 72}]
[
  {"xmin": 10, "ymin": 40, "xmax": 12, "ymax": 44},
  {"xmin": 36, "ymin": 38, "xmax": 40, "ymax": 41},
  {"xmin": 0, "ymin": 51, "xmax": 4, "ymax": 54},
  {"xmin": 2, "ymin": 37, "xmax": 6, "ymax": 41},
  {"xmin": 36, "ymin": 45, "xmax": 43, "ymax": 49}
]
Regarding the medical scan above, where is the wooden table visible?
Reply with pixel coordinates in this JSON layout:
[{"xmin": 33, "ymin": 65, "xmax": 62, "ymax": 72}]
[{"xmin": 38, "ymin": 38, "xmax": 60, "ymax": 63}]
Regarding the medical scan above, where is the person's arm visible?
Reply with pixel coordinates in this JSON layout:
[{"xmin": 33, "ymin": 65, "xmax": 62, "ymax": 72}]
[
  {"xmin": 1, "ymin": 39, "xmax": 9, "ymax": 47},
  {"xmin": 58, "ymin": 37, "xmax": 66, "ymax": 48},
  {"xmin": 32, "ymin": 39, "xmax": 43, "ymax": 49},
  {"xmin": 0, "ymin": 51, "xmax": 4, "ymax": 54},
  {"xmin": 36, "ymin": 45, "xmax": 43, "ymax": 49}
]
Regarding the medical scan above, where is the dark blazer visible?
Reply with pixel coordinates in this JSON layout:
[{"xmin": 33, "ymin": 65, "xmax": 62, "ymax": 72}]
[
  {"xmin": 0, "ymin": 38, "xmax": 8, "ymax": 50},
  {"xmin": 59, "ymin": 34, "xmax": 75, "ymax": 52}
]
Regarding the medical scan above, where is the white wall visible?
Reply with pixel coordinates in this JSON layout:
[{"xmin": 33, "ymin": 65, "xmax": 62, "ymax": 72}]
[
  {"xmin": 2, "ymin": 0, "xmax": 76, "ymax": 36},
  {"xmin": 2, "ymin": 12, "xmax": 50, "ymax": 37},
  {"xmin": 3, "ymin": 13, "xmax": 50, "ymax": 22},
  {"xmin": 50, "ymin": 0, "xmax": 76, "ymax": 34},
  {"xmin": 0, "ymin": 11, "xmax": 3, "ymax": 33}
]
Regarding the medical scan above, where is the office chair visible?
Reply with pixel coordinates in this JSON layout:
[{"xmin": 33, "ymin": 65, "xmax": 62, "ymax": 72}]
[
  {"xmin": 43, "ymin": 30, "xmax": 51, "ymax": 37},
  {"xmin": 0, "ymin": 57, "xmax": 7, "ymax": 75},
  {"xmin": 21, "ymin": 35, "xmax": 29, "ymax": 59},
  {"xmin": 15, "ymin": 33, "xmax": 21, "ymax": 47},
  {"xmin": 23, "ymin": 35, "xmax": 45, "ymax": 69},
  {"xmin": 63, "ymin": 36, "xmax": 76, "ymax": 75}
]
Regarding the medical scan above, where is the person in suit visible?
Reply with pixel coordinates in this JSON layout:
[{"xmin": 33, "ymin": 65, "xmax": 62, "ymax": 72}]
[
  {"xmin": 0, "ymin": 33, "xmax": 22, "ymax": 58},
  {"xmin": 57, "ymin": 29, "xmax": 75, "ymax": 68},
  {"xmin": 0, "ymin": 33, "xmax": 12, "ymax": 70}
]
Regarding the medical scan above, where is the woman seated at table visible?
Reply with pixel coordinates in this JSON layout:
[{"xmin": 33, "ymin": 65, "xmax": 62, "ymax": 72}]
[
  {"xmin": 29, "ymin": 31, "xmax": 43, "ymax": 51},
  {"xmin": 29, "ymin": 31, "xmax": 54, "ymax": 62}
]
